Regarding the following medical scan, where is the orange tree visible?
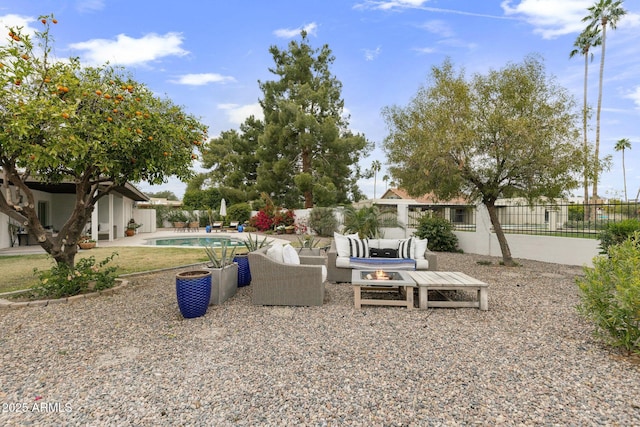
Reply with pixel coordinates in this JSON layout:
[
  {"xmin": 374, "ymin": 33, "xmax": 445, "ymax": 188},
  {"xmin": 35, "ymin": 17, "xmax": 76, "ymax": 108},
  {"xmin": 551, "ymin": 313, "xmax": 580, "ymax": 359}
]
[{"xmin": 0, "ymin": 15, "xmax": 207, "ymax": 268}]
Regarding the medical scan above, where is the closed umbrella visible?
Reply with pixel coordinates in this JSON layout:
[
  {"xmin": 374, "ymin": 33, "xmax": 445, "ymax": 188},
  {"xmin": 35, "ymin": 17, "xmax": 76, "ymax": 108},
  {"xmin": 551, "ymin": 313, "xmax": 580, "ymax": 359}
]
[{"xmin": 219, "ymin": 198, "xmax": 227, "ymax": 218}]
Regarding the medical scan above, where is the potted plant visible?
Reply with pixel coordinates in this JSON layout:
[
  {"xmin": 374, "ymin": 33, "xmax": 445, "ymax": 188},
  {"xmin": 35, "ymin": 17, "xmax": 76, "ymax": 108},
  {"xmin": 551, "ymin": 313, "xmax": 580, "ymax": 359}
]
[
  {"xmin": 204, "ymin": 241, "xmax": 238, "ymax": 305},
  {"xmin": 296, "ymin": 234, "xmax": 322, "ymax": 256},
  {"xmin": 78, "ymin": 235, "xmax": 96, "ymax": 250},
  {"xmin": 125, "ymin": 218, "xmax": 142, "ymax": 236},
  {"xmin": 175, "ymin": 269, "xmax": 212, "ymax": 319},
  {"xmin": 233, "ymin": 234, "xmax": 271, "ymax": 287}
]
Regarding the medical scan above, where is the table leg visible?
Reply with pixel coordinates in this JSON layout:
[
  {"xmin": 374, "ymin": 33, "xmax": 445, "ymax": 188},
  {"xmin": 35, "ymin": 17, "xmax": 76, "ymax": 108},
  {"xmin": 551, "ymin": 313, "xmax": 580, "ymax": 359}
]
[
  {"xmin": 419, "ymin": 286, "xmax": 428, "ymax": 309},
  {"xmin": 405, "ymin": 286, "xmax": 414, "ymax": 309},
  {"xmin": 479, "ymin": 288, "xmax": 488, "ymax": 311},
  {"xmin": 353, "ymin": 285, "xmax": 361, "ymax": 309}
]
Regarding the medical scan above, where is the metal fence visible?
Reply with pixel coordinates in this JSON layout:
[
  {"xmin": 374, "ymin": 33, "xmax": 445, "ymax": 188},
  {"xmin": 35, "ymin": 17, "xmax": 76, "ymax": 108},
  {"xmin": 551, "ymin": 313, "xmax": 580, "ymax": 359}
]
[
  {"xmin": 407, "ymin": 206, "xmax": 477, "ymax": 232},
  {"xmin": 494, "ymin": 201, "xmax": 640, "ymax": 237}
]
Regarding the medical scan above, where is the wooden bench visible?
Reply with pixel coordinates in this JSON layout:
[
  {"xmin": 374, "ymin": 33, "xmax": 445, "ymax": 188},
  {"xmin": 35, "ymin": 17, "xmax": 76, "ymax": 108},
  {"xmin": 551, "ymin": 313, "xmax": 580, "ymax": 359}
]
[{"xmin": 408, "ymin": 271, "xmax": 488, "ymax": 311}]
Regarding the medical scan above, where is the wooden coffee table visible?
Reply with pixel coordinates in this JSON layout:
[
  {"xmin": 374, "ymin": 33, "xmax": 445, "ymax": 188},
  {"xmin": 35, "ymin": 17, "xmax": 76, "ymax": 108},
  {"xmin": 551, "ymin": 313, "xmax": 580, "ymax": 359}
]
[
  {"xmin": 351, "ymin": 270, "xmax": 417, "ymax": 309},
  {"xmin": 408, "ymin": 271, "xmax": 488, "ymax": 310}
]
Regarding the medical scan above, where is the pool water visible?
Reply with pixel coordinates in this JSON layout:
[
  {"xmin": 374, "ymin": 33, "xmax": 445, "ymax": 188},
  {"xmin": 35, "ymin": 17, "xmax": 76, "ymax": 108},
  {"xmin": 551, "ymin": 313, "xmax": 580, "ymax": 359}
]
[{"xmin": 147, "ymin": 237, "xmax": 245, "ymax": 248}]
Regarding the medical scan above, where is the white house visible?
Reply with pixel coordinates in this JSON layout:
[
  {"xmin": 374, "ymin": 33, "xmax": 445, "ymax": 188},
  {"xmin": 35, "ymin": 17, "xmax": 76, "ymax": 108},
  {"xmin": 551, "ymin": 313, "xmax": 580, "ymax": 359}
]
[{"xmin": 0, "ymin": 178, "xmax": 150, "ymax": 249}]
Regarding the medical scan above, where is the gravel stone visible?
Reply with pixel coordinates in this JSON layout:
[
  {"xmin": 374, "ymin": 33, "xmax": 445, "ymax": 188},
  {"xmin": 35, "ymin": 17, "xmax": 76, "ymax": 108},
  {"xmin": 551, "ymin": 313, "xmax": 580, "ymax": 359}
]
[{"xmin": 1, "ymin": 252, "xmax": 639, "ymax": 426}]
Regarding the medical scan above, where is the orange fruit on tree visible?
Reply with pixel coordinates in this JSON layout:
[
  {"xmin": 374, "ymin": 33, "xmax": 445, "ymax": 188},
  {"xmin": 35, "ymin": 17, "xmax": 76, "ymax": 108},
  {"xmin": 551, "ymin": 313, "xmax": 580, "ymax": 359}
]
[
  {"xmin": 135, "ymin": 128, "xmax": 142, "ymax": 134},
  {"xmin": 61, "ymin": 112, "xmax": 69, "ymax": 119},
  {"xmin": 107, "ymin": 117, "xmax": 113, "ymax": 122},
  {"xmin": 21, "ymin": 54, "xmax": 29, "ymax": 60},
  {"xmin": 147, "ymin": 136, "xmax": 153, "ymax": 141},
  {"xmin": 104, "ymin": 93, "xmax": 111, "ymax": 99},
  {"xmin": 52, "ymin": 19, "xmax": 58, "ymax": 24},
  {"xmin": 95, "ymin": 90, "xmax": 102, "ymax": 96},
  {"xmin": 41, "ymin": 19, "xmax": 47, "ymax": 24}
]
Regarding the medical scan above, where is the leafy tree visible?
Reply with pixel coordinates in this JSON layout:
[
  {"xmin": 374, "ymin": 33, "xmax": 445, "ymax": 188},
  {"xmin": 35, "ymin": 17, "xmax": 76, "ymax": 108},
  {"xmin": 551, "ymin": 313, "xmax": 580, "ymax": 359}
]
[
  {"xmin": 581, "ymin": 0, "xmax": 627, "ymax": 199},
  {"xmin": 614, "ymin": 138, "xmax": 631, "ymax": 202},
  {"xmin": 0, "ymin": 16, "xmax": 207, "ymax": 268},
  {"xmin": 257, "ymin": 31, "xmax": 372, "ymax": 208},
  {"xmin": 382, "ymin": 56, "xmax": 583, "ymax": 266},
  {"xmin": 200, "ymin": 116, "xmax": 262, "ymax": 194},
  {"xmin": 569, "ymin": 26, "xmax": 601, "ymax": 212}
]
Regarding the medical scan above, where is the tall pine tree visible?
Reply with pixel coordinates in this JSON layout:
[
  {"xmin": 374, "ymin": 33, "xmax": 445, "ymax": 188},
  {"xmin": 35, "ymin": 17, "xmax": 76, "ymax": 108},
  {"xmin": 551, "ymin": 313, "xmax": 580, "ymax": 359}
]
[{"xmin": 257, "ymin": 31, "xmax": 371, "ymax": 208}]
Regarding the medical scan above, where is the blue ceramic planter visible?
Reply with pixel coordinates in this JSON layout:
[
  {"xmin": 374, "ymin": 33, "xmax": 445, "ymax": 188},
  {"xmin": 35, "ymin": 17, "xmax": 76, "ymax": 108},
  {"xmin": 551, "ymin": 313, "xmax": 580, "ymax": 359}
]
[{"xmin": 176, "ymin": 270, "xmax": 211, "ymax": 318}]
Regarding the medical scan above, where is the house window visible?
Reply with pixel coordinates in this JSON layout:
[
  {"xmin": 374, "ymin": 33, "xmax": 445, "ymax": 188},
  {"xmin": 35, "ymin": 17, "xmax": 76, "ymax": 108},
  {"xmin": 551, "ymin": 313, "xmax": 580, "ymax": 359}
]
[
  {"xmin": 37, "ymin": 201, "xmax": 49, "ymax": 227},
  {"xmin": 451, "ymin": 208, "xmax": 465, "ymax": 224}
]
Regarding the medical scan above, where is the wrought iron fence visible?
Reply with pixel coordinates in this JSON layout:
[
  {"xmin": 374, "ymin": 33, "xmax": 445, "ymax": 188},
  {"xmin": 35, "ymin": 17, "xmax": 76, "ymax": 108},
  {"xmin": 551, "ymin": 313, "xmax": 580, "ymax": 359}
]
[
  {"xmin": 407, "ymin": 206, "xmax": 476, "ymax": 232},
  {"xmin": 494, "ymin": 201, "xmax": 640, "ymax": 237}
]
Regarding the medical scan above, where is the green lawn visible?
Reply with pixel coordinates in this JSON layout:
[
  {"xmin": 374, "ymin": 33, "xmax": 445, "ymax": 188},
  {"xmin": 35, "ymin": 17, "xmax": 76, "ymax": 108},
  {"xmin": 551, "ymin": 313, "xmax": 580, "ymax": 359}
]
[{"xmin": 0, "ymin": 247, "xmax": 215, "ymax": 294}]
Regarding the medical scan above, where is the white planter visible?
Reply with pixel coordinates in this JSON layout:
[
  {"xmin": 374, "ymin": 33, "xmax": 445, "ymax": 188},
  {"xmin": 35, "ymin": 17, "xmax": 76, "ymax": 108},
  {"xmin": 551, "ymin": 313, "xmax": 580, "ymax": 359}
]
[{"xmin": 207, "ymin": 263, "xmax": 238, "ymax": 305}]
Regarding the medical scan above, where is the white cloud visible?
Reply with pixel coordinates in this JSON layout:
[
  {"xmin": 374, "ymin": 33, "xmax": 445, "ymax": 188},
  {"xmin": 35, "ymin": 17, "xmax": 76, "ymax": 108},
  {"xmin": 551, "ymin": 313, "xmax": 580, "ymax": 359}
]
[
  {"xmin": 363, "ymin": 46, "xmax": 381, "ymax": 61},
  {"xmin": 0, "ymin": 14, "xmax": 37, "ymax": 46},
  {"xmin": 420, "ymin": 20, "xmax": 455, "ymax": 38},
  {"xmin": 274, "ymin": 22, "xmax": 318, "ymax": 38},
  {"xmin": 501, "ymin": 0, "xmax": 593, "ymax": 39},
  {"xmin": 412, "ymin": 47, "xmax": 436, "ymax": 54},
  {"xmin": 170, "ymin": 73, "xmax": 236, "ymax": 85},
  {"xmin": 69, "ymin": 32, "xmax": 188, "ymax": 66},
  {"xmin": 356, "ymin": 0, "xmax": 427, "ymax": 10},
  {"xmin": 218, "ymin": 103, "xmax": 263, "ymax": 125},
  {"xmin": 625, "ymin": 86, "xmax": 640, "ymax": 109},
  {"xmin": 76, "ymin": 0, "xmax": 105, "ymax": 13}
]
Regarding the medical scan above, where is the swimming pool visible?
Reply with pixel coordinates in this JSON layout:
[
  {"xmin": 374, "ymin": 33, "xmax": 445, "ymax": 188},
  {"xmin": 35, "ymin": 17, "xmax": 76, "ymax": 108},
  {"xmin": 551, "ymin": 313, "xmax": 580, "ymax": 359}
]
[{"xmin": 146, "ymin": 236, "xmax": 245, "ymax": 248}]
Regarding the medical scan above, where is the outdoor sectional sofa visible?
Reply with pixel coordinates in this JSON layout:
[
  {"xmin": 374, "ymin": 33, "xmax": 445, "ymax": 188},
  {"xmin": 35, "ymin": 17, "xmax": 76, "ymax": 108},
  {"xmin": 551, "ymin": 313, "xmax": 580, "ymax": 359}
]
[{"xmin": 327, "ymin": 233, "xmax": 438, "ymax": 283}]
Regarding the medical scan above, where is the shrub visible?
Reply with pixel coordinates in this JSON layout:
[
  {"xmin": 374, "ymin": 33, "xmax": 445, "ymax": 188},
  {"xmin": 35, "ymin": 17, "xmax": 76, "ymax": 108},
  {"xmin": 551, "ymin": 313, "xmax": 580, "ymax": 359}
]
[
  {"xmin": 599, "ymin": 219, "xmax": 640, "ymax": 254},
  {"xmin": 250, "ymin": 210, "xmax": 273, "ymax": 231},
  {"xmin": 227, "ymin": 203, "xmax": 251, "ymax": 225},
  {"xmin": 414, "ymin": 216, "xmax": 460, "ymax": 252},
  {"xmin": 31, "ymin": 253, "xmax": 119, "ymax": 299},
  {"xmin": 577, "ymin": 232, "xmax": 640, "ymax": 355},
  {"xmin": 308, "ymin": 207, "xmax": 337, "ymax": 237}
]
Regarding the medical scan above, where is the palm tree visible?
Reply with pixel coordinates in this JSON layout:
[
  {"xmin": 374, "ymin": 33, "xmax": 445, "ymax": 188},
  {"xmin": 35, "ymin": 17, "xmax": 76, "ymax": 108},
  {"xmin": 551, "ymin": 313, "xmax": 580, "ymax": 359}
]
[
  {"xmin": 383, "ymin": 174, "xmax": 390, "ymax": 191},
  {"xmin": 582, "ymin": 0, "xmax": 627, "ymax": 199},
  {"xmin": 614, "ymin": 138, "xmax": 631, "ymax": 201},
  {"xmin": 370, "ymin": 160, "xmax": 382, "ymax": 199},
  {"xmin": 570, "ymin": 27, "xmax": 601, "ymax": 211}
]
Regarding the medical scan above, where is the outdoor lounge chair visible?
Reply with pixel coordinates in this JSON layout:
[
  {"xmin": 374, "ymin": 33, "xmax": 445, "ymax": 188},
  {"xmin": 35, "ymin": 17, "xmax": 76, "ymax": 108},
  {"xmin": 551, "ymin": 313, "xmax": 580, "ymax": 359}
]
[
  {"xmin": 226, "ymin": 221, "xmax": 239, "ymax": 231},
  {"xmin": 248, "ymin": 246, "xmax": 327, "ymax": 306},
  {"xmin": 211, "ymin": 221, "xmax": 223, "ymax": 232}
]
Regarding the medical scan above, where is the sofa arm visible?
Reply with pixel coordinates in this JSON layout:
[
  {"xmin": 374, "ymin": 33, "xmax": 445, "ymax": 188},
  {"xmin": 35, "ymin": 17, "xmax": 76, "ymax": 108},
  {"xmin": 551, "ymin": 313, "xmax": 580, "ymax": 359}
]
[
  {"xmin": 424, "ymin": 250, "xmax": 438, "ymax": 271},
  {"xmin": 300, "ymin": 255, "xmax": 327, "ymax": 266}
]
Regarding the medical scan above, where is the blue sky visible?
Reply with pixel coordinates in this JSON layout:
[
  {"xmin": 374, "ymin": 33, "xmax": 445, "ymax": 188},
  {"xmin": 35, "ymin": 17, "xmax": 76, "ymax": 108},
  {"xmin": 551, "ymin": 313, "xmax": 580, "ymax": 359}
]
[{"xmin": 2, "ymin": 0, "xmax": 640, "ymax": 201}]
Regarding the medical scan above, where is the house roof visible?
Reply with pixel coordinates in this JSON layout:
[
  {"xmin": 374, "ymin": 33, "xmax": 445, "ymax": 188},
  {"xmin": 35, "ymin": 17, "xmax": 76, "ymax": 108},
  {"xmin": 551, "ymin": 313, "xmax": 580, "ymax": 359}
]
[
  {"xmin": 380, "ymin": 188, "xmax": 469, "ymax": 205},
  {"xmin": 0, "ymin": 176, "xmax": 149, "ymax": 202}
]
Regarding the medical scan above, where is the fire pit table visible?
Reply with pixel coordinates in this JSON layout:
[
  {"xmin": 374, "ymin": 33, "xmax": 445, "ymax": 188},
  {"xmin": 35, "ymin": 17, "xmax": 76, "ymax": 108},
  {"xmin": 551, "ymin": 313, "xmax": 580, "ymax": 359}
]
[{"xmin": 351, "ymin": 270, "xmax": 417, "ymax": 309}]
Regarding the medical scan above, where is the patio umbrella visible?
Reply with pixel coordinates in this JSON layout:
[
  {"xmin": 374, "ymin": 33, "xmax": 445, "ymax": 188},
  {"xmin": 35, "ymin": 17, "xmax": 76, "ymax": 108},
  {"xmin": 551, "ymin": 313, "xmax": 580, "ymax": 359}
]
[{"xmin": 219, "ymin": 198, "xmax": 227, "ymax": 218}]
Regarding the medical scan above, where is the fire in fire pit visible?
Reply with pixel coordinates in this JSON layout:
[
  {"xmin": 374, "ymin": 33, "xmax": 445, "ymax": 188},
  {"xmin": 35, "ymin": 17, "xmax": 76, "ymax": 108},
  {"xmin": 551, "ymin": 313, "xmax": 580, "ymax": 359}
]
[{"xmin": 364, "ymin": 270, "xmax": 395, "ymax": 280}]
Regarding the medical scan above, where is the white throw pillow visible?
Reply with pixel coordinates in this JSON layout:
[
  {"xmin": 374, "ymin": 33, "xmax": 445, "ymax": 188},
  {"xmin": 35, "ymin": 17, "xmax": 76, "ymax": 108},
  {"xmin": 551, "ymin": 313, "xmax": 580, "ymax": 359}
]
[
  {"xmin": 413, "ymin": 238, "xmax": 429, "ymax": 260},
  {"xmin": 282, "ymin": 244, "xmax": 300, "ymax": 265},
  {"xmin": 347, "ymin": 236, "xmax": 369, "ymax": 258},
  {"xmin": 266, "ymin": 243, "xmax": 284, "ymax": 263},
  {"xmin": 334, "ymin": 232, "xmax": 359, "ymax": 257}
]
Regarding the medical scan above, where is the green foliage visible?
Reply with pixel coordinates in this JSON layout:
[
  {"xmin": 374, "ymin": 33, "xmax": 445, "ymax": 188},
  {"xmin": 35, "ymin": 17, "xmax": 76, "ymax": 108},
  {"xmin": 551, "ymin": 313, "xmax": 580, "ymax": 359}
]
[
  {"xmin": 308, "ymin": 207, "xmax": 338, "ymax": 237},
  {"xmin": 577, "ymin": 232, "xmax": 640, "ymax": 355},
  {"xmin": 599, "ymin": 219, "xmax": 640, "ymax": 254},
  {"xmin": 243, "ymin": 234, "xmax": 271, "ymax": 252},
  {"xmin": 204, "ymin": 241, "xmax": 237, "ymax": 269},
  {"xmin": 342, "ymin": 205, "xmax": 384, "ymax": 239},
  {"xmin": 382, "ymin": 55, "xmax": 582, "ymax": 265},
  {"xmin": 256, "ymin": 32, "xmax": 372, "ymax": 208},
  {"xmin": 167, "ymin": 210, "xmax": 188, "ymax": 223},
  {"xmin": 0, "ymin": 16, "xmax": 207, "ymax": 268},
  {"xmin": 414, "ymin": 216, "xmax": 460, "ymax": 252},
  {"xmin": 227, "ymin": 203, "xmax": 251, "ymax": 224},
  {"xmin": 296, "ymin": 234, "xmax": 321, "ymax": 249},
  {"xmin": 31, "ymin": 252, "xmax": 119, "ymax": 299}
]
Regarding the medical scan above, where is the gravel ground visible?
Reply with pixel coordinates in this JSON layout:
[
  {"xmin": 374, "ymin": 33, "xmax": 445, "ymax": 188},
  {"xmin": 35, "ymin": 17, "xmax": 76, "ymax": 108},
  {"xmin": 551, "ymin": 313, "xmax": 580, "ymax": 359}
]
[{"xmin": 1, "ymin": 252, "xmax": 639, "ymax": 426}]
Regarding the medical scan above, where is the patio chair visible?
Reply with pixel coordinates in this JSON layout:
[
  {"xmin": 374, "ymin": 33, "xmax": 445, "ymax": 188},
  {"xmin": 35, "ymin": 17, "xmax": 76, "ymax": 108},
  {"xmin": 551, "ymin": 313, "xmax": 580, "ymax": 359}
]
[
  {"xmin": 211, "ymin": 221, "xmax": 223, "ymax": 232},
  {"xmin": 248, "ymin": 245, "xmax": 327, "ymax": 306},
  {"xmin": 226, "ymin": 221, "xmax": 239, "ymax": 231}
]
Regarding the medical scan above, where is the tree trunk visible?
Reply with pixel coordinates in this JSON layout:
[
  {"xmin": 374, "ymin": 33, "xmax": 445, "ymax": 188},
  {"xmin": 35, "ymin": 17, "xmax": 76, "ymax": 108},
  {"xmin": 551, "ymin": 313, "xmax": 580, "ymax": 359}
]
[
  {"xmin": 582, "ymin": 51, "xmax": 590, "ymax": 221},
  {"xmin": 484, "ymin": 200, "xmax": 516, "ymax": 267},
  {"xmin": 592, "ymin": 19, "xmax": 607, "ymax": 200},
  {"xmin": 622, "ymin": 149, "xmax": 627, "ymax": 202},
  {"xmin": 301, "ymin": 148, "xmax": 313, "ymax": 208}
]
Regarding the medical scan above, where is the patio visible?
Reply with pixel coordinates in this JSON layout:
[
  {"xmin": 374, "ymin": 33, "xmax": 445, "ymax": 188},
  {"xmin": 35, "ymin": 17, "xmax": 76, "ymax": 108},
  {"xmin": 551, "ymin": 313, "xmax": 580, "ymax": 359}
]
[{"xmin": 1, "ymin": 250, "xmax": 639, "ymax": 425}]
